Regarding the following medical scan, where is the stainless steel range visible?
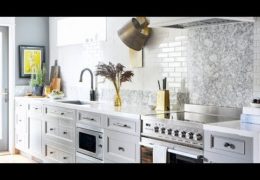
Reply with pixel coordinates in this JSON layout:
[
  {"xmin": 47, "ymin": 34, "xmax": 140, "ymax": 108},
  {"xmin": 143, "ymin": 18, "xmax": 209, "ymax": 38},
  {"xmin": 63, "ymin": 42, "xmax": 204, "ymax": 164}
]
[{"xmin": 140, "ymin": 104, "xmax": 242, "ymax": 163}]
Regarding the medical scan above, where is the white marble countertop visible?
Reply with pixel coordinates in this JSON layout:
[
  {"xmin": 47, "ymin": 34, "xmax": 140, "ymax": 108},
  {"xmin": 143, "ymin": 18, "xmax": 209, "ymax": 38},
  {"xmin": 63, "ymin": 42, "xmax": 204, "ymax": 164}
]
[
  {"xmin": 15, "ymin": 96, "xmax": 160, "ymax": 119},
  {"xmin": 203, "ymin": 120, "xmax": 260, "ymax": 137}
]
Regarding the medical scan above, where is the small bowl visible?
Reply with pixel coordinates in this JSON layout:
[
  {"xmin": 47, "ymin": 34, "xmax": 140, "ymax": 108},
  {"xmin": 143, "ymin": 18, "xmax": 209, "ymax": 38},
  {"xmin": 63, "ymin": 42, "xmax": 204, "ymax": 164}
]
[{"xmin": 250, "ymin": 102, "xmax": 260, "ymax": 108}]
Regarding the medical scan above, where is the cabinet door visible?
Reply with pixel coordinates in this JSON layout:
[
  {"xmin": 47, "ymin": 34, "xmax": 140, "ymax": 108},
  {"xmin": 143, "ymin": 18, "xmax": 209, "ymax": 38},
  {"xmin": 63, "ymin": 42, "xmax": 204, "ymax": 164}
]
[
  {"xmin": 28, "ymin": 116, "xmax": 42, "ymax": 156},
  {"xmin": 104, "ymin": 129, "xmax": 140, "ymax": 163}
]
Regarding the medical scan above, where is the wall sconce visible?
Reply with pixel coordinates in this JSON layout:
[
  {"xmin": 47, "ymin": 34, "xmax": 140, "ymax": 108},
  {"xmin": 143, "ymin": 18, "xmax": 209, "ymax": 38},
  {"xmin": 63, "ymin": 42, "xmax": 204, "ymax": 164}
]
[{"xmin": 118, "ymin": 17, "xmax": 151, "ymax": 51}]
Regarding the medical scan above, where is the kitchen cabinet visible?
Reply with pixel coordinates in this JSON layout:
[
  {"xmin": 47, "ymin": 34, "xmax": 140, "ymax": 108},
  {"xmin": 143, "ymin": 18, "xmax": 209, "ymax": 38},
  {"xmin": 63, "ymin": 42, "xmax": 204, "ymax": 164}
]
[
  {"xmin": 28, "ymin": 116, "xmax": 42, "ymax": 156},
  {"xmin": 103, "ymin": 115, "xmax": 140, "ymax": 163},
  {"xmin": 15, "ymin": 100, "xmax": 28, "ymax": 151},
  {"xmin": 204, "ymin": 130, "xmax": 253, "ymax": 163},
  {"xmin": 42, "ymin": 105, "xmax": 76, "ymax": 163}
]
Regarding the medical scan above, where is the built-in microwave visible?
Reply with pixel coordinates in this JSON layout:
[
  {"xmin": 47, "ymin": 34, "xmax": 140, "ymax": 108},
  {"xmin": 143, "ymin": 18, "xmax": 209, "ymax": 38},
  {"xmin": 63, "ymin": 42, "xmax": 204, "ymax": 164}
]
[{"xmin": 76, "ymin": 123, "xmax": 103, "ymax": 161}]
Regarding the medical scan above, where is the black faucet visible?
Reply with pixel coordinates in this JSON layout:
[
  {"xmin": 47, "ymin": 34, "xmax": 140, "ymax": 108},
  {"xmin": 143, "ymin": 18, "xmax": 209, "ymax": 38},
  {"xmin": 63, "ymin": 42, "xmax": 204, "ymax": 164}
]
[{"xmin": 79, "ymin": 68, "xmax": 96, "ymax": 101}]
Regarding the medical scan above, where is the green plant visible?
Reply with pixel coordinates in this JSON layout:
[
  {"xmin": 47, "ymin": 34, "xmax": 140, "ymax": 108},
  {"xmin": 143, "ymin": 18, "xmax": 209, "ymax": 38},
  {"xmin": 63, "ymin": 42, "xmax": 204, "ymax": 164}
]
[{"xmin": 30, "ymin": 64, "xmax": 46, "ymax": 87}]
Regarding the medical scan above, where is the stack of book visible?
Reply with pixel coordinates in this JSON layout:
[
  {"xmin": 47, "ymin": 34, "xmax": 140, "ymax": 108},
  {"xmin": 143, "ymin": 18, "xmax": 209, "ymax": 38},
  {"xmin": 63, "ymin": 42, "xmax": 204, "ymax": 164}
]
[{"xmin": 241, "ymin": 107, "xmax": 260, "ymax": 125}]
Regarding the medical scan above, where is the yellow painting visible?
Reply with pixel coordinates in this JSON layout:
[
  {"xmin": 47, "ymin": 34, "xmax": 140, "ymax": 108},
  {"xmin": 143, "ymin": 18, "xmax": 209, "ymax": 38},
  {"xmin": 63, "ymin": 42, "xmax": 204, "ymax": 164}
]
[{"xmin": 24, "ymin": 49, "xmax": 42, "ymax": 74}]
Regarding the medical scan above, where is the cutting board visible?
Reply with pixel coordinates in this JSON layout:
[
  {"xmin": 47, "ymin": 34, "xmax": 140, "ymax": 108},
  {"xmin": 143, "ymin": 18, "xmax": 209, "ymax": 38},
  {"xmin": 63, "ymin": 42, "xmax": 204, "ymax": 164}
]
[
  {"xmin": 50, "ymin": 60, "xmax": 60, "ymax": 82},
  {"xmin": 50, "ymin": 77, "xmax": 61, "ymax": 91}
]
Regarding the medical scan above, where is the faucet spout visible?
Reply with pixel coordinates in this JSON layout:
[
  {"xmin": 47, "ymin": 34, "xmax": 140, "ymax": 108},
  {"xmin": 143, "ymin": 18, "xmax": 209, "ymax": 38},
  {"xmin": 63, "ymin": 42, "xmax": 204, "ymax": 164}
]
[{"xmin": 79, "ymin": 68, "xmax": 96, "ymax": 101}]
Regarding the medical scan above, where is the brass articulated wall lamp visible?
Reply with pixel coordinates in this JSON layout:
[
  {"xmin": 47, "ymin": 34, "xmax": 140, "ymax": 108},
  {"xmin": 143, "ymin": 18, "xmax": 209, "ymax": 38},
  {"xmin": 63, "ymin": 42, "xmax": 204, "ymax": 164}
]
[{"xmin": 118, "ymin": 17, "xmax": 151, "ymax": 51}]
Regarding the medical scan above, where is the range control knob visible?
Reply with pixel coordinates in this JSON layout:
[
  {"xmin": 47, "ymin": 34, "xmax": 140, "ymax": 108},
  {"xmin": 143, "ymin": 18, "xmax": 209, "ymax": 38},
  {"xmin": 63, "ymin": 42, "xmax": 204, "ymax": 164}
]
[
  {"xmin": 196, "ymin": 133, "xmax": 203, "ymax": 141},
  {"xmin": 167, "ymin": 129, "xmax": 172, "ymax": 135},
  {"xmin": 181, "ymin": 131, "xmax": 186, "ymax": 138},
  {"xmin": 188, "ymin": 132, "xmax": 194, "ymax": 139},
  {"xmin": 174, "ymin": 130, "xmax": 179, "ymax": 136},
  {"xmin": 154, "ymin": 126, "xmax": 159, "ymax": 133},
  {"xmin": 161, "ymin": 127, "xmax": 166, "ymax": 134}
]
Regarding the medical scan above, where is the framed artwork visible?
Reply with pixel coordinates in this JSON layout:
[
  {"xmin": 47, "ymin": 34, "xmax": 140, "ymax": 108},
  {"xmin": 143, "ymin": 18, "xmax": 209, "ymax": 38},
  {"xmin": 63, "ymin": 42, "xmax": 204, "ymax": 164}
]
[{"xmin": 19, "ymin": 45, "xmax": 45, "ymax": 78}]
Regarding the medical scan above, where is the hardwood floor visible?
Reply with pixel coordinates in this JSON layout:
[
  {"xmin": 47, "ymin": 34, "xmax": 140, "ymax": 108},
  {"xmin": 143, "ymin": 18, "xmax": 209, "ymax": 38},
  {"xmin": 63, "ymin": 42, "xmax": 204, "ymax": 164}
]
[{"xmin": 0, "ymin": 154, "xmax": 36, "ymax": 163}]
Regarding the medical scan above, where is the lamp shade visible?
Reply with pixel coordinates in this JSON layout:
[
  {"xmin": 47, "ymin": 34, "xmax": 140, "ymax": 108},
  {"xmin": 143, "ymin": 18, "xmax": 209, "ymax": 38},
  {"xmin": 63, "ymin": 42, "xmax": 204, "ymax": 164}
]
[{"xmin": 118, "ymin": 18, "xmax": 150, "ymax": 51}]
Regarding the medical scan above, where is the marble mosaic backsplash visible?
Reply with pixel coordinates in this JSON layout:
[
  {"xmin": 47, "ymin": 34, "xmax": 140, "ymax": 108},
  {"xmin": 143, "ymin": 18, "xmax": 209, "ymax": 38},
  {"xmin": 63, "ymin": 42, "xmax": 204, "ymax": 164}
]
[{"xmin": 187, "ymin": 22, "xmax": 254, "ymax": 107}]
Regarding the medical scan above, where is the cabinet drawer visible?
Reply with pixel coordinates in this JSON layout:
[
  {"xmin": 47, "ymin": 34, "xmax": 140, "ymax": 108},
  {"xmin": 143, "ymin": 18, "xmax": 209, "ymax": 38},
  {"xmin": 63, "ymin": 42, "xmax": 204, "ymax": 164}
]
[
  {"xmin": 105, "ymin": 115, "xmax": 139, "ymax": 135},
  {"xmin": 15, "ymin": 133, "xmax": 27, "ymax": 150},
  {"xmin": 104, "ymin": 130, "xmax": 140, "ymax": 163},
  {"xmin": 46, "ymin": 145, "xmax": 60, "ymax": 162},
  {"xmin": 45, "ymin": 105, "xmax": 75, "ymax": 120},
  {"xmin": 16, "ymin": 101, "xmax": 27, "ymax": 112},
  {"xmin": 77, "ymin": 111, "xmax": 101, "ymax": 127},
  {"xmin": 58, "ymin": 126, "xmax": 73, "ymax": 141},
  {"xmin": 29, "ymin": 103, "xmax": 42, "ymax": 116},
  {"xmin": 45, "ymin": 120, "xmax": 59, "ymax": 136},
  {"xmin": 59, "ymin": 151, "xmax": 74, "ymax": 163},
  {"xmin": 204, "ymin": 131, "xmax": 253, "ymax": 162}
]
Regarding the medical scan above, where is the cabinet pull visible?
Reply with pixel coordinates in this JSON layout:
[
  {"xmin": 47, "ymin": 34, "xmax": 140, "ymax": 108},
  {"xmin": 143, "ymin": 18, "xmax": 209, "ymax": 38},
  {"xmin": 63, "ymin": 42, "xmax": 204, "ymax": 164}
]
[
  {"xmin": 113, "ymin": 123, "xmax": 131, "ymax": 129},
  {"xmin": 224, "ymin": 142, "xmax": 235, "ymax": 149},
  {"xmin": 60, "ymin": 112, "xmax": 65, "ymax": 115},
  {"xmin": 50, "ymin": 128, "xmax": 54, "ymax": 131},
  {"xmin": 118, "ymin": 147, "xmax": 125, "ymax": 151},
  {"xmin": 63, "ymin": 157, "xmax": 67, "ymax": 160},
  {"xmin": 50, "ymin": 151, "xmax": 54, "ymax": 154},
  {"xmin": 18, "ymin": 140, "xmax": 22, "ymax": 142},
  {"xmin": 19, "ymin": 119, "xmax": 22, "ymax": 122},
  {"xmin": 63, "ymin": 131, "xmax": 67, "ymax": 134},
  {"xmin": 34, "ymin": 107, "xmax": 38, "ymax": 110},
  {"xmin": 82, "ymin": 117, "xmax": 95, "ymax": 121}
]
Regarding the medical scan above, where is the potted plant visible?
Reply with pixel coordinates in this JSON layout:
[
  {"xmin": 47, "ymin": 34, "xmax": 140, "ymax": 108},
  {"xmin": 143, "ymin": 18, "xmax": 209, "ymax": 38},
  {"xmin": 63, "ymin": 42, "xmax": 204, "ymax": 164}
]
[
  {"xmin": 30, "ymin": 64, "xmax": 46, "ymax": 96},
  {"xmin": 96, "ymin": 62, "xmax": 134, "ymax": 106}
]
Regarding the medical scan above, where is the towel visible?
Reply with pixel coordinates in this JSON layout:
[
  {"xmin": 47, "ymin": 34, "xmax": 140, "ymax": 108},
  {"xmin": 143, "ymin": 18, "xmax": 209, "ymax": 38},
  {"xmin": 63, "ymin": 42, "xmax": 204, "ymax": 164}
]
[{"xmin": 153, "ymin": 145, "xmax": 168, "ymax": 163}]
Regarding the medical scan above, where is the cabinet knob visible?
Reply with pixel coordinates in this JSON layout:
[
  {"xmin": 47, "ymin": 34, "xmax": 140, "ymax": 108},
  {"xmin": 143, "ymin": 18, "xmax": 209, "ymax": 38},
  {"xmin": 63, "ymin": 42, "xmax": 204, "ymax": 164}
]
[
  {"xmin": 60, "ymin": 112, "xmax": 64, "ymax": 115},
  {"xmin": 63, "ymin": 131, "xmax": 67, "ymax": 134},
  {"xmin": 63, "ymin": 157, "xmax": 67, "ymax": 159},
  {"xmin": 118, "ymin": 147, "xmax": 125, "ymax": 152}
]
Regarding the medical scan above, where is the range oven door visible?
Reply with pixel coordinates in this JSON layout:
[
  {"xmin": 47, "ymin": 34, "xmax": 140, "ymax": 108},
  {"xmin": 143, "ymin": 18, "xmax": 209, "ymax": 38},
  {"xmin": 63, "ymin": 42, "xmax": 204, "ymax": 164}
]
[
  {"xmin": 140, "ymin": 137, "xmax": 204, "ymax": 163},
  {"xmin": 76, "ymin": 127, "xmax": 103, "ymax": 160}
]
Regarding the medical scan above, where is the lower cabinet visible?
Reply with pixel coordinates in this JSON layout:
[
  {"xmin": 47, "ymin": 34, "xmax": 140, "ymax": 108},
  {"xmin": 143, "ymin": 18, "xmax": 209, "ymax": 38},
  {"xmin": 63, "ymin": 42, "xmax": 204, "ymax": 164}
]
[
  {"xmin": 104, "ymin": 129, "xmax": 140, "ymax": 163},
  {"xmin": 28, "ymin": 116, "xmax": 42, "ymax": 156},
  {"xmin": 204, "ymin": 130, "xmax": 253, "ymax": 163},
  {"xmin": 43, "ymin": 140, "xmax": 75, "ymax": 163}
]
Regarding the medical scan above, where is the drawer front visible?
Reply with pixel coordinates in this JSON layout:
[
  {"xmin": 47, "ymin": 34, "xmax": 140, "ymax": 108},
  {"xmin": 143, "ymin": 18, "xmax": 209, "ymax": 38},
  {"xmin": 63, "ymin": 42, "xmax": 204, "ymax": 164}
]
[
  {"xmin": 204, "ymin": 131, "xmax": 253, "ymax": 162},
  {"xmin": 58, "ymin": 126, "xmax": 73, "ymax": 141},
  {"xmin": 15, "ymin": 133, "xmax": 27, "ymax": 150},
  {"xmin": 204, "ymin": 151, "xmax": 251, "ymax": 163},
  {"xmin": 45, "ymin": 105, "xmax": 75, "ymax": 120},
  {"xmin": 104, "ymin": 130, "xmax": 140, "ymax": 163},
  {"xmin": 59, "ymin": 151, "xmax": 74, "ymax": 163},
  {"xmin": 45, "ymin": 120, "xmax": 59, "ymax": 137},
  {"xmin": 16, "ymin": 101, "xmax": 27, "ymax": 112},
  {"xmin": 77, "ymin": 111, "xmax": 101, "ymax": 127},
  {"xmin": 105, "ymin": 115, "xmax": 139, "ymax": 135},
  {"xmin": 46, "ymin": 145, "xmax": 60, "ymax": 162},
  {"xmin": 214, "ymin": 136, "xmax": 244, "ymax": 154},
  {"xmin": 29, "ymin": 102, "xmax": 42, "ymax": 116},
  {"xmin": 15, "ymin": 113, "xmax": 27, "ymax": 132}
]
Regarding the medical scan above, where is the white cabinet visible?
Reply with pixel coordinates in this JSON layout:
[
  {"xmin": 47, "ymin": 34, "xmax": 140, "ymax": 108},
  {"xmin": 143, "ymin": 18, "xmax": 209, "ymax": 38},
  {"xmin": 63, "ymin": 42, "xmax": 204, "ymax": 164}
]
[
  {"xmin": 104, "ymin": 129, "xmax": 140, "ymax": 163},
  {"xmin": 204, "ymin": 130, "xmax": 253, "ymax": 163},
  {"xmin": 103, "ymin": 115, "xmax": 140, "ymax": 163},
  {"xmin": 28, "ymin": 116, "xmax": 42, "ymax": 156},
  {"xmin": 15, "ymin": 100, "xmax": 28, "ymax": 151},
  {"xmin": 42, "ymin": 105, "xmax": 76, "ymax": 163}
]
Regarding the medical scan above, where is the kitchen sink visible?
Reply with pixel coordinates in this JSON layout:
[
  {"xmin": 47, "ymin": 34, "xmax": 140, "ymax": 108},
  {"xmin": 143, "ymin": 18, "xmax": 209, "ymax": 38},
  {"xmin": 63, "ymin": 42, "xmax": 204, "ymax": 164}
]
[{"xmin": 58, "ymin": 100, "xmax": 92, "ymax": 105}]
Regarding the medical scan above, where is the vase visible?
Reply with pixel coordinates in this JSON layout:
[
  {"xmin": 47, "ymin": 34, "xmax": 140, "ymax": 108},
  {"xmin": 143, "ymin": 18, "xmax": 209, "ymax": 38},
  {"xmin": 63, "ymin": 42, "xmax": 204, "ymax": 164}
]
[
  {"xmin": 114, "ymin": 91, "xmax": 122, "ymax": 107},
  {"xmin": 32, "ymin": 85, "xmax": 43, "ymax": 96}
]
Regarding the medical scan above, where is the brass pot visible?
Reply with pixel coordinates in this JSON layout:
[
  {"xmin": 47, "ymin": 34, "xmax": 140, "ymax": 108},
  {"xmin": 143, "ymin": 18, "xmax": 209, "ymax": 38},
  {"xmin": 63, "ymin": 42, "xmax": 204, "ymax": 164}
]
[{"xmin": 118, "ymin": 18, "xmax": 150, "ymax": 51}]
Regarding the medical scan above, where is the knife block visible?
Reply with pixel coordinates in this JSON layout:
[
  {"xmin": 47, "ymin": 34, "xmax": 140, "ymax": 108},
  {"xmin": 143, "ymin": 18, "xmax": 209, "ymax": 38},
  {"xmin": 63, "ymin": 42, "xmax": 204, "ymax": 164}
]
[{"xmin": 156, "ymin": 90, "xmax": 170, "ymax": 111}]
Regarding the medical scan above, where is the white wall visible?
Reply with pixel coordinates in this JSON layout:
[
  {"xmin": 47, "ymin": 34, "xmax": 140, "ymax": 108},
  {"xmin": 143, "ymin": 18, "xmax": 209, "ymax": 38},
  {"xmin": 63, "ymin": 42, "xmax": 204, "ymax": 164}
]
[{"xmin": 49, "ymin": 17, "xmax": 187, "ymax": 104}]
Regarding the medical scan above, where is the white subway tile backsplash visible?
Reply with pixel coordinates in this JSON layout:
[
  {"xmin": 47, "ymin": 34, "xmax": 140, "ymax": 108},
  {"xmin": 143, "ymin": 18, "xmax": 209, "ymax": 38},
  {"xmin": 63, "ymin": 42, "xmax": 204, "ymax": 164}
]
[
  {"xmin": 169, "ymin": 52, "xmax": 182, "ymax": 57},
  {"xmin": 169, "ymin": 42, "xmax": 182, "ymax": 47}
]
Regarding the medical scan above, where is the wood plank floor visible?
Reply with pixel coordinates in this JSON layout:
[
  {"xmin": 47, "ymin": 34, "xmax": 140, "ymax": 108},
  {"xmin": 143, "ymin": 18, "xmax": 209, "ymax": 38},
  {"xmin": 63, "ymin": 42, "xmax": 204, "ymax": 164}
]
[{"xmin": 0, "ymin": 154, "xmax": 36, "ymax": 163}]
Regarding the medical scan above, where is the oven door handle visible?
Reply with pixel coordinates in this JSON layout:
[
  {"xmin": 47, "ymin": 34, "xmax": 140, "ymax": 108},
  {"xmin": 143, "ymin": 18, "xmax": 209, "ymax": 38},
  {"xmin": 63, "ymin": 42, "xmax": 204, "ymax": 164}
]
[{"xmin": 167, "ymin": 149, "xmax": 202, "ymax": 160}]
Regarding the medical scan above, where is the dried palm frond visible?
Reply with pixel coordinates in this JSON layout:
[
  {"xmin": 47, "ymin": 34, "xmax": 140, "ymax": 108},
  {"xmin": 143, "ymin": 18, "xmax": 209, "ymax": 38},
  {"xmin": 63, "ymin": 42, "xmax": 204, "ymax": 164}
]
[{"xmin": 96, "ymin": 62, "xmax": 134, "ymax": 87}]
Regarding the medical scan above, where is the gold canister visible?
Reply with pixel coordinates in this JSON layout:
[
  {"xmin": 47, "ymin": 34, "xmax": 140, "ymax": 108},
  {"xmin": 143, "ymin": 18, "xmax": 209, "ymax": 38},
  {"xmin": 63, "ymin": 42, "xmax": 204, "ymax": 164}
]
[{"xmin": 156, "ymin": 90, "xmax": 170, "ymax": 111}]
